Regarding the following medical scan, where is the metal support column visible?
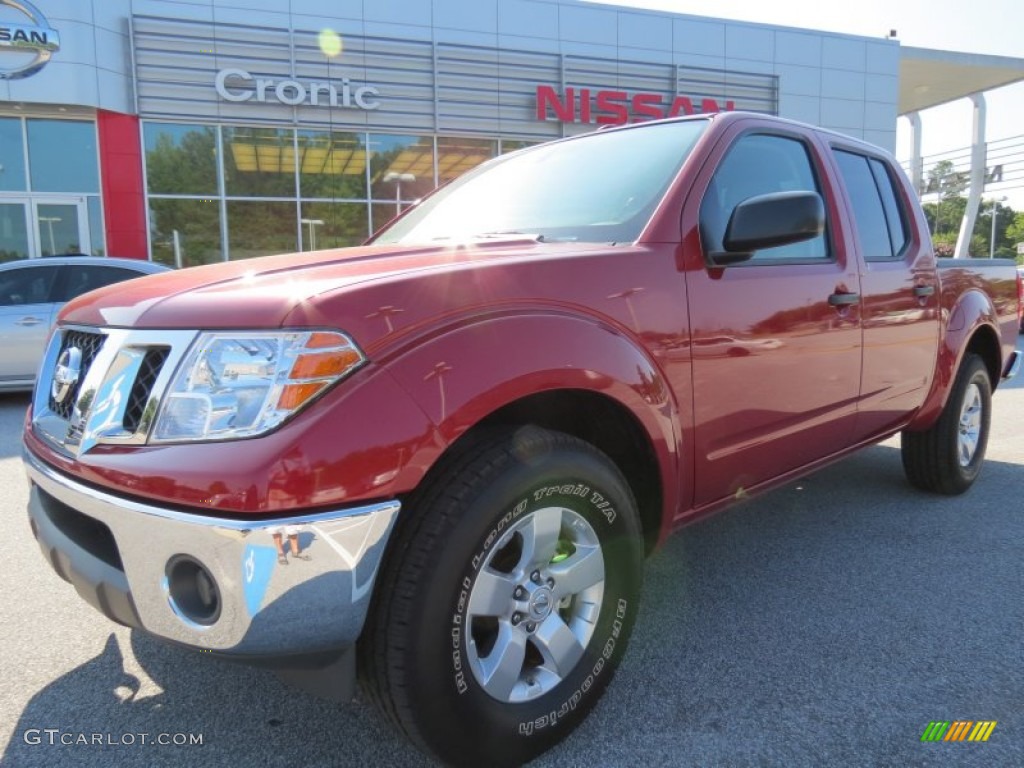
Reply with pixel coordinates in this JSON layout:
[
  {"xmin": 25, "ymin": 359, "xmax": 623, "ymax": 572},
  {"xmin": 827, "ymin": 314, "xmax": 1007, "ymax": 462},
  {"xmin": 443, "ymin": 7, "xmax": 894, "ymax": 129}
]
[
  {"xmin": 954, "ymin": 93, "xmax": 986, "ymax": 258},
  {"xmin": 906, "ymin": 111, "xmax": 924, "ymax": 196}
]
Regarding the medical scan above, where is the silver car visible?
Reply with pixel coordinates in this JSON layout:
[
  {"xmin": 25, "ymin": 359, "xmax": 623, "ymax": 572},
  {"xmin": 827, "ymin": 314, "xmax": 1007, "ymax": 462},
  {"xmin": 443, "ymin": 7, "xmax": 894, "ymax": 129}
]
[{"xmin": 0, "ymin": 256, "xmax": 170, "ymax": 392}]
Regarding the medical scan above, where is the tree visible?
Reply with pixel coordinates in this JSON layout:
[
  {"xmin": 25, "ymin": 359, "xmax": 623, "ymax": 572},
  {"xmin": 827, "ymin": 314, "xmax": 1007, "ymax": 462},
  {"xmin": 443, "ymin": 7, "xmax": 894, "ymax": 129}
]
[
  {"xmin": 922, "ymin": 160, "xmax": 970, "ymax": 239},
  {"xmin": 922, "ymin": 196, "xmax": 967, "ymax": 238},
  {"xmin": 1006, "ymin": 211, "xmax": 1024, "ymax": 264},
  {"xmin": 972, "ymin": 200, "xmax": 1018, "ymax": 259},
  {"xmin": 919, "ymin": 158, "xmax": 1018, "ymax": 258},
  {"xmin": 925, "ymin": 159, "xmax": 969, "ymax": 199}
]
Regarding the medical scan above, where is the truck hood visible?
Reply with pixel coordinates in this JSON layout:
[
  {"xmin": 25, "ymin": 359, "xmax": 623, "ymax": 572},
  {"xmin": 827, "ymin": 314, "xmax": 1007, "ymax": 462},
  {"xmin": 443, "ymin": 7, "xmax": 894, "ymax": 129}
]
[{"xmin": 60, "ymin": 238, "xmax": 608, "ymax": 330}]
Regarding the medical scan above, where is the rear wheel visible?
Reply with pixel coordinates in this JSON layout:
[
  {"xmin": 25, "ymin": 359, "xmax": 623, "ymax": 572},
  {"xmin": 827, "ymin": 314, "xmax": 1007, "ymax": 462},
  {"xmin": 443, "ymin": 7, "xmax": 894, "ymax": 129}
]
[
  {"xmin": 360, "ymin": 426, "xmax": 644, "ymax": 767},
  {"xmin": 901, "ymin": 353, "xmax": 992, "ymax": 495}
]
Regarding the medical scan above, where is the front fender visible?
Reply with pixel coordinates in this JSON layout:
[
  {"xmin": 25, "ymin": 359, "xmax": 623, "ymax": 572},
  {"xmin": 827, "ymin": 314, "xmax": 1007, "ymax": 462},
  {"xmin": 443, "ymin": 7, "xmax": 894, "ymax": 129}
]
[
  {"xmin": 382, "ymin": 311, "xmax": 681, "ymax": 533},
  {"xmin": 907, "ymin": 288, "xmax": 1001, "ymax": 431}
]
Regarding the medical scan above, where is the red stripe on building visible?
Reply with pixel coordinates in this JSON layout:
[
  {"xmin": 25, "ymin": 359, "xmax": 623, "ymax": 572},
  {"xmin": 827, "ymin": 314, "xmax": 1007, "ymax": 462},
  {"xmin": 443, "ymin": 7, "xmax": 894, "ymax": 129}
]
[{"xmin": 97, "ymin": 110, "xmax": 148, "ymax": 259}]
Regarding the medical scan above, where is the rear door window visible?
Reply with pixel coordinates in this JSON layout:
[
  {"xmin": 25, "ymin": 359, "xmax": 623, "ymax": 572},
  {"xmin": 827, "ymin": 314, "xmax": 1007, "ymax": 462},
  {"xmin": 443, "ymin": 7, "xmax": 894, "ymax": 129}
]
[
  {"xmin": 869, "ymin": 158, "xmax": 909, "ymax": 257},
  {"xmin": 833, "ymin": 149, "xmax": 909, "ymax": 261}
]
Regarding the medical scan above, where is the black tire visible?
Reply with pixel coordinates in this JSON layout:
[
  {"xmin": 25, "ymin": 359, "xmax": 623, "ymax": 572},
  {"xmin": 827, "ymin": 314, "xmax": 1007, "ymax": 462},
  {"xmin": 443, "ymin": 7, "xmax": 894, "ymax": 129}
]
[
  {"xmin": 359, "ymin": 426, "xmax": 644, "ymax": 767},
  {"xmin": 901, "ymin": 353, "xmax": 992, "ymax": 495}
]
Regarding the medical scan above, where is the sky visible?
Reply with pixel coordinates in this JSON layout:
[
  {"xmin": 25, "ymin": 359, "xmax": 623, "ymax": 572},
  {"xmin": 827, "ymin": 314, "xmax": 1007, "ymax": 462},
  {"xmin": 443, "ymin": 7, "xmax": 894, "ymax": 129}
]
[{"xmin": 586, "ymin": 0, "xmax": 1024, "ymax": 208}]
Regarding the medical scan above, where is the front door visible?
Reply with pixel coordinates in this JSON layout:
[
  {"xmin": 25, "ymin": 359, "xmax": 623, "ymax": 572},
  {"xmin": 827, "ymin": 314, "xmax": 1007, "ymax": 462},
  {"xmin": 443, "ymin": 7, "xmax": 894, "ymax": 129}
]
[
  {"xmin": 684, "ymin": 125, "xmax": 863, "ymax": 508},
  {"xmin": 0, "ymin": 197, "xmax": 89, "ymax": 259},
  {"xmin": 0, "ymin": 198, "xmax": 34, "ymax": 262},
  {"xmin": 33, "ymin": 198, "xmax": 89, "ymax": 257}
]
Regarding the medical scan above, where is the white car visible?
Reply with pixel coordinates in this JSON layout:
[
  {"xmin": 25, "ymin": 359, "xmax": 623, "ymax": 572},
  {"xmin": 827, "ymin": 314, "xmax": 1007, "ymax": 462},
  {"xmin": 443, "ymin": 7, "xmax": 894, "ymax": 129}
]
[{"xmin": 0, "ymin": 256, "xmax": 170, "ymax": 392}]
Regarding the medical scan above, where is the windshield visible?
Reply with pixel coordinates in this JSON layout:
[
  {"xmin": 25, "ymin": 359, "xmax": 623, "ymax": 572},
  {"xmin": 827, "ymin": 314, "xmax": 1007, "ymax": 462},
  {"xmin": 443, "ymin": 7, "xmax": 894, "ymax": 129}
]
[{"xmin": 371, "ymin": 119, "xmax": 708, "ymax": 245}]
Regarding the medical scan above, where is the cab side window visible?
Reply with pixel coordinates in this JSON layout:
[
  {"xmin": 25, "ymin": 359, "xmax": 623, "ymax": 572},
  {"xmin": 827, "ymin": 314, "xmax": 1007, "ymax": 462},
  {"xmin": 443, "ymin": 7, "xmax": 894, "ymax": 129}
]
[
  {"xmin": 0, "ymin": 266, "xmax": 59, "ymax": 307},
  {"xmin": 833, "ymin": 149, "xmax": 909, "ymax": 260},
  {"xmin": 700, "ymin": 133, "xmax": 829, "ymax": 263}
]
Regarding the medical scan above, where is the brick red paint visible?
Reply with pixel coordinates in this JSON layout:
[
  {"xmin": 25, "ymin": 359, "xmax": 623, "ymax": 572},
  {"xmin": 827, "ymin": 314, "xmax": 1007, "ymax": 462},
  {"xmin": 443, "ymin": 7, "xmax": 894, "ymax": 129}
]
[{"xmin": 97, "ymin": 110, "xmax": 148, "ymax": 259}]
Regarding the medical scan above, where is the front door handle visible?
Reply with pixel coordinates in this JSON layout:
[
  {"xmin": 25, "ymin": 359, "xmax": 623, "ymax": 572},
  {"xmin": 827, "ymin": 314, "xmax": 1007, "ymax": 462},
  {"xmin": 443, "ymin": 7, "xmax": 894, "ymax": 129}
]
[
  {"xmin": 828, "ymin": 292, "xmax": 860, "ymax": 307},
  {"xmin": 913, "ymin": 285, "xmax": 935, "ymax": 298},
  {"xmin": 15, "ymin": 316, "xmax": 43, "ymax": 326}
]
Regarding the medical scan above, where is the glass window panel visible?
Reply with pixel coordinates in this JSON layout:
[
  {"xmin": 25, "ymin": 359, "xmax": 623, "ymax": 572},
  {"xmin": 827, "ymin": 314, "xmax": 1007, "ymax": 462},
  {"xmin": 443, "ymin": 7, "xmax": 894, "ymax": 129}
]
[
  {"xmin": 36, "ymin": 203, "xmax": 84, "ymax": 256},
  {"xmin": 300, "ymin": 202, "xmax": 368, "ymax": 250},
  {"xmin": 369, "ymin": 133, "xmax": 436, "ymax": 201},
  {"xmin": 144, "ymin": 123, "xmax": 218, "ymax": 195},
  {"xmin": 0, "ymin": 201, "xmax": 30, "ymax": 264},
  {"xmin": 227, "ymin": 201, "xmax": 298, "ymax": 260},
  {"xmin": 297, "ymin": 131, "xmax": 368, "ymax": 199},
  {"xmin": 27, "ymin": 119, "xmax": 99, "ymax": 193},
  {"xmin": 371, "ymin": 200, "xmax": 406, "ymax": 237},
  {"xmin": 437, "ymin": 136, "xmax": 497, "ymax": 185},
  {"xmin": 0, "ymin": 202, "xmax": 31, "ymax": 263},
  {"xmin": 223, "ymin": 127, "xmax": 296, "ymax": 198},
  {"xmin": 87, "ymin": 196, "xmax": 105, "ymax": 256},
  {"xmin": 0, "ymin": 118, "xmax": 27, "ymax": 191},
  {"xmin": 500, "ymin": 138, "xmax": 541, "ymax": 155},
  {"xmin": 149, "ymin": 199, "xmax": 223, "ymax": 267}
]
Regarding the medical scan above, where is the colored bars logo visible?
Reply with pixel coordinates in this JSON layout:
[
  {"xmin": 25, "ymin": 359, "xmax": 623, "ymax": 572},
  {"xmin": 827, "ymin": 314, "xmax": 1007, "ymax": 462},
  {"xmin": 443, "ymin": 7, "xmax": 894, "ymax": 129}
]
[{"xmin": 921, "ymin": 721, "xmax": 997, "ymax": 742}]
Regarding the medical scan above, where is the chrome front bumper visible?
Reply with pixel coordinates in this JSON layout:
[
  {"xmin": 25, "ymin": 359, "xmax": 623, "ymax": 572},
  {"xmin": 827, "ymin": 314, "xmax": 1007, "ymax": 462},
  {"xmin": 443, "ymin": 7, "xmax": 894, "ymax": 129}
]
[{"xmin": 24, "ymin": 446, "xmax": 400, "ymax": 657}]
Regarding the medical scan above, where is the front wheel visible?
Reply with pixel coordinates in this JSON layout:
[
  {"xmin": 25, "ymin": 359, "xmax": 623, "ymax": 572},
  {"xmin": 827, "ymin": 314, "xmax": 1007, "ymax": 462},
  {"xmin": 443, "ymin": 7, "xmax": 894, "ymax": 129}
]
[
  {"xmin": 360, "ymin": 427, "xmax": 644, "ymax": 767},
  {"xmin": 901, "ymin": 353, "xmax": 992, "ymax": 495}
]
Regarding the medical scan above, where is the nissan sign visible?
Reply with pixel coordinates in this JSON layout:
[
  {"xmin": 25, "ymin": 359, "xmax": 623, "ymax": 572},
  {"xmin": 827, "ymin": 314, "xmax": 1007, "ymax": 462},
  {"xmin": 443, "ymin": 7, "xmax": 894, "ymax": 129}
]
[
  {"xmin": 536, "ymin": 85, "xmax": 734, "ymax": 126},
  {"xmin": 0, "ymin": 0, "xmax": 59, "ymax": 80}
]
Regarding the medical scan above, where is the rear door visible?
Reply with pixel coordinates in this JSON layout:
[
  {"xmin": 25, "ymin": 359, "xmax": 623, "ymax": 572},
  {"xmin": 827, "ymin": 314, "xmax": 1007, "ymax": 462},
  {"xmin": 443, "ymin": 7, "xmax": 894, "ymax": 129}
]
[
  {"xmin": 828, "ymin": 146, "xmax": 939, "ymax": 439},
  {"xmin": 682, "ymin": 122, "xmax": 863, "ymax": 507}
]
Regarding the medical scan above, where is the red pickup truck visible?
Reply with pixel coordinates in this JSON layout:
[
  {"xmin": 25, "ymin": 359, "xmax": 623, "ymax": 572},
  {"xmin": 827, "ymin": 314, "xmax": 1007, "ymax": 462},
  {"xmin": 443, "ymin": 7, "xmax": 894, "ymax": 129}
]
[{"xmin": 23, "ymin": 113, "xmax": 1021, "ymax": 767}]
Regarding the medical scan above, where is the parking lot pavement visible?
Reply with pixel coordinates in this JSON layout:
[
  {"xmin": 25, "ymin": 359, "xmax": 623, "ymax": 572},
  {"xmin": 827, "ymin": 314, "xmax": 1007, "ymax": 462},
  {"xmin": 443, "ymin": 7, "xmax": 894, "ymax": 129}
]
[{"xmin": 2, "ymin": 338, "xmax": 1022, "ymax": 767}]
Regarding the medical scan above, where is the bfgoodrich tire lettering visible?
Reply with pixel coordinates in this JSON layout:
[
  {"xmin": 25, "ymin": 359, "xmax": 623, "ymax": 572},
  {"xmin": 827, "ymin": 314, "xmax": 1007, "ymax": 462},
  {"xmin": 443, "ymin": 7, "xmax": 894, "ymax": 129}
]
[
  {"xmin": 901, "ymin": 353, "xmax": 992, "ymax": 495},
  {"xmin": 360, "ymin": 427, "xmax": 643, "ymax": 767}
]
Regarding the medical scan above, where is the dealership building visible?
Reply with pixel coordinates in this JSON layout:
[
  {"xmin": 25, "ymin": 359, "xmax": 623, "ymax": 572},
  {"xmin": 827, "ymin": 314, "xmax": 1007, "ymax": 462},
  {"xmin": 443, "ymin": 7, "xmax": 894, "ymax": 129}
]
[{"xmin": 2, "ymin": 0, "xmax": 1023, "ymax": 264}]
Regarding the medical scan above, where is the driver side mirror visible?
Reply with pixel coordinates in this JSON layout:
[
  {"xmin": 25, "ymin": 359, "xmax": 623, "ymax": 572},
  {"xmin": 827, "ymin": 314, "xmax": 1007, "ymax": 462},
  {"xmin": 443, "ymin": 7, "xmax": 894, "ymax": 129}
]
[{"xmin": 709, "ymin": 190, "xmax": 825, "ymax": 266}]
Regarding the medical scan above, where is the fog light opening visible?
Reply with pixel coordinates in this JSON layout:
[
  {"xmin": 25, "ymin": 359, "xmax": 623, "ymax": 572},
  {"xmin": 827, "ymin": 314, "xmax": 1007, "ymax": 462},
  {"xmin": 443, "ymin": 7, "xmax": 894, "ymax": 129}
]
[{"xmin": 165, "ymin": 556, "xmax": 221, "ymax": 626}]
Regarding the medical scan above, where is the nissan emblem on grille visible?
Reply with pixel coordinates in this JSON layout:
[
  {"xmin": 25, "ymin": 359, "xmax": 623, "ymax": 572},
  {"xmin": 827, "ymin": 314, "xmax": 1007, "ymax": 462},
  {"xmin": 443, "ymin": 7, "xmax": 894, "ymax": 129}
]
[{"xmin": 51, "ymin": 347, "xmax": 82, "ymax": 405}]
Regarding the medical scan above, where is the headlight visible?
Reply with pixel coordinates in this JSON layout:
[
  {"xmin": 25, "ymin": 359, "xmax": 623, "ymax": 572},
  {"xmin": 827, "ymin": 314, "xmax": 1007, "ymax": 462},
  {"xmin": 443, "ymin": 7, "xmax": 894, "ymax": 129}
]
[{"xmin": 151, "ymin": 330, "xmax": 364, "ymax": 442}]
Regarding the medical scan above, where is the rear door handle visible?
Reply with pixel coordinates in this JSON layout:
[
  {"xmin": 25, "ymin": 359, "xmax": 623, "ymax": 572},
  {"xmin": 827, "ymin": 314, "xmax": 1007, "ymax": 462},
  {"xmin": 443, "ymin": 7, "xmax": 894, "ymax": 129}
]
[
  {"xmin": 913, "ymin": 285, "xmax": 935, "ymax": 298},
  {"xmin": 15, "ymin": 316, "xmax": 43, "ymax": 326},
  {"xmin": 828, "ymin": 292, "xmax": 860, "ymax": 307}
]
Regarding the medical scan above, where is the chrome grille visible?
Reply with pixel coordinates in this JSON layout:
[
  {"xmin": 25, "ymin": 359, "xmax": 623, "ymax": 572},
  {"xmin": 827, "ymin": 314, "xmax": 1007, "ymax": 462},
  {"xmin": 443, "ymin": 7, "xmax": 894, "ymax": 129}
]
[
  {"xmin": 48, "ymin": 330, "xmax": 105, "ymax": 420},
  {"xmin": 32, "ymin": 326, "xmax": 199, "ymax": 458},
  {"xmin": 122, "ymin": 347, "xmax": 170, "ymax": 434}
]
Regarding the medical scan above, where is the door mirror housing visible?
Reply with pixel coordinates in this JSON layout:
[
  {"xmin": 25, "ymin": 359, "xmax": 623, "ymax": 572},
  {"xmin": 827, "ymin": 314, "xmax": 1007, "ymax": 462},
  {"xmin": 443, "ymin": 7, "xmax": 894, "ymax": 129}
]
[{"xmin": 710, "ymin": 191, "xmax": 825, "ymax": 266}]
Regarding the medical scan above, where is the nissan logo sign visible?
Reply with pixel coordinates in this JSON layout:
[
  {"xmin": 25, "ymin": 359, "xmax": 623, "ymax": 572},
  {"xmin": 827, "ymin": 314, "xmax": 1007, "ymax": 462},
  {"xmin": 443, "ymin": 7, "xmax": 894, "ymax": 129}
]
[{"xmin": 0, "ymin": 0, "xmax": 60, "ymax": 80}]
